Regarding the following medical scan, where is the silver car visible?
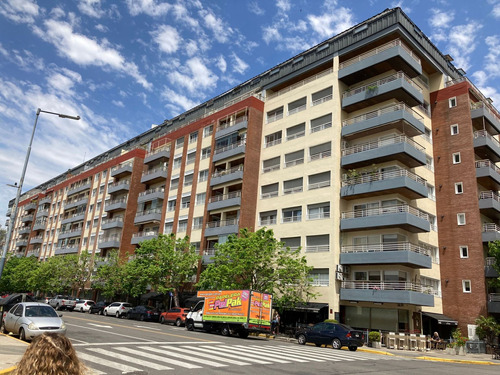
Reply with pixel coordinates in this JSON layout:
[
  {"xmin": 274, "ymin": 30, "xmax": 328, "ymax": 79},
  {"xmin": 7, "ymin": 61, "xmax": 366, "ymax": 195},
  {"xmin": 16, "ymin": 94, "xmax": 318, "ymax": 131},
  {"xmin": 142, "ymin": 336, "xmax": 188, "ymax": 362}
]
[{"xmin": 1, "ymin": 302, "xmax": 66, "ymax": 341}]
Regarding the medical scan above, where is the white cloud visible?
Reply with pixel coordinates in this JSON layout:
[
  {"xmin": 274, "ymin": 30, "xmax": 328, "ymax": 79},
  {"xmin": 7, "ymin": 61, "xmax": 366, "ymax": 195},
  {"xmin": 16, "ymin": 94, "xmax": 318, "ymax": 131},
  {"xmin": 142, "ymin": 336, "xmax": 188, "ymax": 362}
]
[
  {"xmin": 161, "ymin": 87, "xmax": 199, "ymax": 113},
  {"xmin": 77, "ymin": 0, "xmax": 106, "ymax": 18},
  {"xmin": 185, "ymin": 40, "xmax": 198, "ymax": 56},
  {"xmin": 232, "ymin": 53, "xmax": 249, "ymax": 75},
  {"xmin": 447, "ymin": 21, "xmax": 482, "ymax": 71},
  {"xmin": 429, "ymin": 9, "xmax": 454, "ymax": 28},
  {"xmin": 0, "ymin": 45, "xmax": 45, "ymax": 72},
  {"xmin": 276, "ymin": 0, "xmax": 291, "ymax": 13},
  {"xmin": 484, "ymin": 35, "xmax": 500, "ymax": 78},
  {"xmin": 172, "ymin": 2, "xmax": 199, "ymax": 29},
  {"xmin": 248, "ymin": 2, "xmax": 265, "ymax": 15},
  {"xmin": 33, "ymin": 19, "xmax": 151, "ymax": 89},
  {"xmin": 391, "ymin": 0, "xmax": 411, "ymax": 14},
  {"xmin": 151, "ymin": 25, "xmax": 181, "ymax": 54},
  {"xmin": 112, "ymin": 100, "xmax": 125, "ymax": 107},
  {"xmin": 263, "ymin": 26, "xmax": 282, "ymax": 45},
  {"xmin": 0, "ymin": 0, "xmax": 39, "ymax": 24},
  {"xmin": 95, "ymin": 24, "xmax": 108, "ymax": 32},
  {"xmin": 167, "ymin": 57, "xmax": 218, "ymax": 95},
  {"xmin": 46, "ymin": 68, "xmax": 82, "ymax": 97},
  {"xmin": 307, "ymin": 0, "xmax": 355, "ymax": 38},
  {"xmin": 125, "ymin": 0, "xmax": 171, "ymax": 17},
  {"xmin": 200, "ymin": 9, "xmax": 234, "ymax": 44},
  {"xmin": 216, "ymin": 55, "xmax": 227, "ymax": 73}
]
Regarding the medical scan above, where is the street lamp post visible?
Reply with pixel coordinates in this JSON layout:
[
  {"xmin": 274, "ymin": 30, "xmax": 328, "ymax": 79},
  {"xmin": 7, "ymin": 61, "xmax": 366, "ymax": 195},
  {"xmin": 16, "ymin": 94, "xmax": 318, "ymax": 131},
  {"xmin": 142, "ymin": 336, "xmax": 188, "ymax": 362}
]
[{"xmin": 0, "ymin": 108, "xmax": 80, "ymax": 281}]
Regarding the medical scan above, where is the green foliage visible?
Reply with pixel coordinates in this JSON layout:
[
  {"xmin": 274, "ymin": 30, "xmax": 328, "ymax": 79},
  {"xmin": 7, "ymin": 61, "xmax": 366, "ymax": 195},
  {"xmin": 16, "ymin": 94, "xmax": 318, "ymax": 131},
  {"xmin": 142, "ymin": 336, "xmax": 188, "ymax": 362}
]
[
  {"xmin": 324, "ymin": 319, "xmax": 338, "ymax": 323},
  {"xmin": 197, "ymin": 228, "xmax": 317, "ymax": 310},
  {"xmin": 0, "ymin": 255, "xmax": 39, "ymax": 292},
  {"xmin": 451, "ymin": 328, "xmax": 468, "ymax": 347},
  {"xmin": 488, "ymin": 241, "xmax": 500, "ymax": 289},
  {"xmin": 125, "ymin": 234, "xmax": 200, "ymax": 304},
  {"xmin": 475, "ymin": 315, "xmax": 500, "ymax": 344},
  {"xmin": 368, "ymin": 331, "xmax": 381, "ymax": 342},
  {"xmin": 92, "ymin": 250, "xmax": 127, "ymax": 300}
]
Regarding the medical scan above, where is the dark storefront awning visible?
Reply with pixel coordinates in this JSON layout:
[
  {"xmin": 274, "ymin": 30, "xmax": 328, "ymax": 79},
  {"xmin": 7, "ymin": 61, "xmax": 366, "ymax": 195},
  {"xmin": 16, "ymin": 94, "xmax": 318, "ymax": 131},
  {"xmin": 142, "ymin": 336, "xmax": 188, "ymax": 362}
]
[
  {"xmin": 422, "ymin": 312, "xmax": 458, "ymax": 325},
  {"xmin": 140, "ymin": 292, "xmax": 164, "ymax": 300},
  {"xmin": 289, "ymin": 303, "xmax": 329, "ymax": 313}
]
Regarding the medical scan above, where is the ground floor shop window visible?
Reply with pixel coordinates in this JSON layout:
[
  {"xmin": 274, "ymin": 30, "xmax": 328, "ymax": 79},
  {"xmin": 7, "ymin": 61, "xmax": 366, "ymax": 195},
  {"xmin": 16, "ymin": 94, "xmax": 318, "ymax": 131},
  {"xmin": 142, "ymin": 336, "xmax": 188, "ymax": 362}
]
[{"xmin": 343, "ymin": 306, "xmax": 409, "ymax": 332}]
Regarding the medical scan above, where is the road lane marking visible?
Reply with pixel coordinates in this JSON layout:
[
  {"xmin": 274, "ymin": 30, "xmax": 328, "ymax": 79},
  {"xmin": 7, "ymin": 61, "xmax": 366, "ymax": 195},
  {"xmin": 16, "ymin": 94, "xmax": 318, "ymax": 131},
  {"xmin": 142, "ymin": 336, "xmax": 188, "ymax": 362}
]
[
  {"xmin": 133, "ymin": 325, "xmax": 161, "ymax": 330},
  {"xmin": 69, "ymin": 338, "xmax": 89, "ymax": 345},
  {"xmin": 88, "ymin": 323, "xmax": 113, "ymax": 328},
  {"xmin": 78, "ymin": 352, "xmax": 142, "ymax": 373},
  {"xmin": 207, "ymin": 345, "xmax": 290, "ymax": 363},
  {"xmin": 66, "ymin": 323, "xmax": 153, "ymax": 342},
  {"xmin": 181, "ymin": 345, "xmax": 272, "ymax": 364},
  {"xmin": 73, "ymin": 341, "xmax": 221, "ymax": 347},
  {"xmin": 253, "ymin": 345, "xmax": 326, "ymax": 362},
  {"xmin": 232, "ymin": 345, "xmax": 309, "ymax": 362},
  {"xmin": 166, "ymin": 345, "xmax": 251, "ymax": 366},
  {"xmin": 116, "ymin": 347, "xmax": 202, "ymax": 369},
  {"xmin": 86, "ymin": 348, "xmax": 173, "ymax": 370}
]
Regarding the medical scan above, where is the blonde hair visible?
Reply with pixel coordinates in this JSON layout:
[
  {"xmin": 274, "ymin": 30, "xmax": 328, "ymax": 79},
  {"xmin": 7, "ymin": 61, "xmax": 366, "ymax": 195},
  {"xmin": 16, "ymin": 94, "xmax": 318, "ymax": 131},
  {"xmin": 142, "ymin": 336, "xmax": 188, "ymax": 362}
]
[{"xmin": 15, "ymin": 333, "xmax": 86, "ymax": 375}]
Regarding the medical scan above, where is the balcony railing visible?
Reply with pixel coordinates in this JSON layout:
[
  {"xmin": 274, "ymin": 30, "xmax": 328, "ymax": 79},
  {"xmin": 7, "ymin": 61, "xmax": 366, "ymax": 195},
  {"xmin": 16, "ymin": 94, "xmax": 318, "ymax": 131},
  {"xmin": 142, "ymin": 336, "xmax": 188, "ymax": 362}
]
[
  {"xmin": 305, "ymin": 245, "xmax": 329, "ymax": 253},
  {"xmin": 342, "ymin": 71, "xmax": 423, "ymax": 99},
  {"xmin": 135, "ymin": 208, "xmax": 162, "ymax": 218},
  {"xmin": 474, "ymin": 130, "xmax": 500, "ymax": 148},
  {"xmin": 476, "ymin": 160, "xmax": 500, "ymax": 174},
  {"xmin": 341, "ymin": 280, "xmax": 438, "ymax": 295},
  {"xmin": 309, "ymin": 150, "xmax": 332, "ymax": 162},
  {"xmin": 212, "ymin": 164, "xmax": 244, "ymax": 178},
  {"xmin": 287, "ymin": 130, "xmax": 306, "ymax": 141},
  {"xmin": 206, "ymin": 218, "xmax": 239, "ymax": 229},
  {"xmin": 310, "ymin": 122, "xmax": 332, "ymax": 134},
  {"xmin": 306, "ymin": 212, "xmax": 330, "ymax": 220},
  {"xmin": 479, "ymin": 190, "xmax": 500, "ymax": 202},
  {"xmin": 341, "ymin": 168, "xmax": 427, "ymax": 187},
  {"xmin": 259, "ymin": 218, "xmax": 277, "ymax": 226},
  {"xmin": 261, "ymin": 191, "xmax": 278, "ymax": 199},
  {"xmin": 470, "ymin": 100, "xmax": 500, "ymax": 124},
  {"xmin": 486, "ymin": 257, "xmax": 496, "ymax": 266},
  {"xmin": 99, "ymin": 234, "xmax": 121, "ymax": 243},
  {"xmin": 266, "ymin": 67, "xmax": 333, "ymax": 100},
  {"xmin": 111, "ymin": 162, "xmax": 133, "ymax": 172},
  {"xmin": 145, "ymin": 147, "xmax": 170, "ymax": 158},
  {"xmin": 214, "ymin": 140, "xmax": 246, "ymax": 155},
  {"xmin": 341, "ymin": 204, "xmax": 430, "ymax": 221},
  {"xmin": 217, "ymin": 116, "xmax": 248, "ymax": 132},
  {"xmin": 282, "ymin": 215, "xmax": 302, "ymax": 223},
  {"xmin": 339, "ymin": 39, "xmax": 421, "ymax": 70},
  {"xmin": 489, "ymin": 293, "xmax": 500, "ymax": 302},
  {"xmin": 265, "ymin": 138, "xmax": 282, "ymax": 148},
  {"xmin": 142, "ymin": 166, "xmax": 168, "ymax": 177},
  {"xmin": 209, "ymin": 191, "xmax": 241, "ymax": 203},
  {"xmin": 266, "ymin": 112, "xmax": 284, "ymax": 124},
  {"xmin": 106, "ymin": 197, "xmax": 128, "ymax": 206},
  {"xmin": 342, "ymin": 102, "xmax": 423, "ymax": 127},
  {"xmin": 283, "ymin": 186, "xmax": 303, "ymax": 195},
  {"xmin": 308, "ymin": 180, "xmax": 331, "ymax": 190},
  {"xmin": 262, "ymin": 165, "xmax": 280, "ymax": 174},
  {"xmin": 288, "ymin": 104, "xmax": 307, "ymax": 116},
  {"xmin": 101, "ymin": 217, "xmax": 124, "ymax": 226},
  {"xmin": 132, "ymin": 230, "xmax": 158, "ymax": 239},
  {"xmin": 138, "ymin": 187, "xmax": 165, "ymax": 197},
  {"xmin": 341, "ymin": 242, "xmax": 430, "ymax": 256},
  {"xmin": 311, "ymin": 94, "xmax": 332, "ymax": 107},
  {"xmin": 59, "ymin": 228, "xmax": 83, "ymax": 236},
  {"xmin": 483, "ymin": 223, "xmax": 500, "ymax": 233},
  {"xmin": 284, "ymin": 158, "xmax": 304, "ymax": 168},
  {"xmin": 342, "ymin": 134, "xmax": 425, "ymax": 157},
  {"xmin": 109, "ymin": 180, "xmax": 130, "ymax": 188},
  {"xmin": 203, "ymin": 248, "xmax": 216, "ymax": 256}
]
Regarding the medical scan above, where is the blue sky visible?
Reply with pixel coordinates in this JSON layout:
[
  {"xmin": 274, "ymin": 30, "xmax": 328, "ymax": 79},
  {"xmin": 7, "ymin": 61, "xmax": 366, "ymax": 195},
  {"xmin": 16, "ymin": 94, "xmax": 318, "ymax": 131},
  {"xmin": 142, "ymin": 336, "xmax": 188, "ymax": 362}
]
[{"xmin": 1, "ymin": 0, "xmax": 500, "ymax": 220}]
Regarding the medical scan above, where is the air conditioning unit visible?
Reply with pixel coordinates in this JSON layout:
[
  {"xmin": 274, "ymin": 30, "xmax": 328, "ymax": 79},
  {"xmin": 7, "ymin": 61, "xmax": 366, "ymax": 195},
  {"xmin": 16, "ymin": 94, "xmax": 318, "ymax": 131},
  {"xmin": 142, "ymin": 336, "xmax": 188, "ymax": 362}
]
[
  {"xmin": 336, "ymin": 264, "xmax": 343, "ymax": 273},
  {"xmin": 335, "ymin": 271, "xmax": 344, "ymax": 281}
]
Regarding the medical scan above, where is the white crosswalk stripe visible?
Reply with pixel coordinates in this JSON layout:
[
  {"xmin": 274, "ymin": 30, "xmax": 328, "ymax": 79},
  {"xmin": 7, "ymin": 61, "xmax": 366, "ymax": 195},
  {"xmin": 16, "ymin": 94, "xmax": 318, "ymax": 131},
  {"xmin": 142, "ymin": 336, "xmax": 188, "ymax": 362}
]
[{"xmin": 77, "ymin": 342, "xmax": 409, "ymax": 374}]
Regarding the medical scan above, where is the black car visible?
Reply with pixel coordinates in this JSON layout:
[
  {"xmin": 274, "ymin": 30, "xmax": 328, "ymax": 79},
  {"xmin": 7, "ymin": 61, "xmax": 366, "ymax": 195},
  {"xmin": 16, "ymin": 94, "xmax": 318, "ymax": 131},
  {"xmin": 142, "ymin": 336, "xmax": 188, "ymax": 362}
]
[
  {"xmin": 127, "ymin": 305, "xmax": 160, "ymax": 322},
  {"xmin": 0, "ymin": 293, "xmax": 37, "ymax": 325},
  {"xmin": 88, "ymin": 301, "xmax": 110, "ymax": 315},
  {"xmin": 296, "ymin": 322, "xmax": 364, "ymax": 351}
]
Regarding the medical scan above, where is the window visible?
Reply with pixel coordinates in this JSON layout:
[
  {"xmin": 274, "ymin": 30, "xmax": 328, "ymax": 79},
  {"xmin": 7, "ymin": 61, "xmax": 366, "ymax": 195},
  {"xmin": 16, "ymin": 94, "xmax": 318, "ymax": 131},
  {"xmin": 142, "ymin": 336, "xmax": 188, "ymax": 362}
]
[
  {"xmin": 460, "ymin": 246, "xmax": 469, "ymax": 258},
  {"xmin": 284, "ymin": 149, "xmax": 304, "ymax": 168},
  {"xmin": 173, "ymin": 157, "xmax": 182, "ymax": 169},
  {"xmin": 260, "ymin": 210, "xmax": 277, "ymax": 226},
  {"xmin": 306, "ymin": 234, "xmax": 329, "ymax": 252},
  {"xmin": 281, "ymin": 237, "xmax": 301, "ymax": 251},
  {"xmin": 261, "ymin": 183, "xmax": 279, "ymax": 199},
  {"xmin": 288, "ymin": 97, "xmax": 306, "ymax": 116},
  {"xmin": 425, "ymin": 156, "xmax": 434, "ymax": 172},
  {"xmin": 282, "ymin": 207, "xmax": 302, "ymax": 223},
  {"xmin": 453, "ymin": 152, "xmax": 461, "ymax": 164},
  {"xmin": 164, "ymin": 222, "xmax": 173, "ymax": 234},
  {"xmin": 184, "ymin": 173, "xmax": 193, "ymax": 186},
  {"xmin": 427, "ymin": 185, "xmax": 435, "ymax": 201},
  {"xmin": 196, "ymin": 193, "xmax": 206, "ymax": 205},
  {"xmin": 201, "ymin": 147, "xmax": 211, "ymax": 159},
  {"xmin": 311, "ymin": 86, "xmax": 333, "ymax": 106},
  {"xmin": 462, "ymin": 280, "xmax": 471, "ymax": 293},
  {"xmin": 307, "ymin": 202, "xmax": 330, "ymax": 220},
  {"xmin": 308, "ymin": 171, "xmax": 331, "ymax": 190},
  {"xmin": 266, "ymin": 107, "xmax": 283, "ymax": 123},
  {"xmin": 203, "ymin": 124, "xmax": 213, "ymax": 137},
  {"xmin": 309, "ymin": 269, "xmax": 329, "ymax": 286},
  {"xmin": 186, "ymin": 152, "xmax": 196, "ymax": 165},
  {"xmin": 192, "ymin": 217, "xmax": 203, "ymax": 230},
  {"xmin": 262, "ymin": 156, "xmax": 280, "ymax": 173},
  {"xmin": 170, "ymin": 177, "xmax": 179, "ymax": 190},
  {"xmin": 176, "ymin": 137, "xmax": 184, "ymax": 148},
  {"xmin": 189, "ymin": 131, "xmax": 198, "ymax": 144},
  {"xmin": 309, "ymin": 142, "xmax": 331, "ymax": 161},
  {"xmin": 457, "ymin": 213, "xmax": 466, "ymax": 225},
  {"xmin": 451, "ymin": 124, "xmax": 459, "ymax": 135},
  {"xmin": 455, "ymin": 182, "xmax": 463, "ymax": 194},
  {"xmin": 265, "ymin": 131, "xmax": 282, "ymax": 148},
  {"xmin": 449, "ymin": 97, "xmax": 457, "ymax": 108},
  {"xmin": 178, "ymin": 219, "xmax": 188, "ymax": 232},
  {"xmin": 286, "ymin": 123, "xmax": 305, "ymax": 141},
  {"xmin": 92, "ymin": 188, "xmax": 97, "ymax": 197},
  {"xmin": 181, "ymin": 196, "xmax": 191, "ymax": 209},
  {"xmin": 167, "ymin": 199, "xmax": 176, "ymax": 212},
  {"xmin": 310, "ymin": 113, "xmax": 332, "ymax": 133},
  {"xmin": 99, "ymin": 184, "xmax": 105, "ymax": 194},
  {"xmin": 198, "ymin": 169, "xmax": 208, "ymax": 182},
  {"xmin": 283, "ymin": 178, "xmax": 303, "ymax": 195},
  {"xmin": 93, "ymin": 218, "xmax": 98, "ymax": 227}
]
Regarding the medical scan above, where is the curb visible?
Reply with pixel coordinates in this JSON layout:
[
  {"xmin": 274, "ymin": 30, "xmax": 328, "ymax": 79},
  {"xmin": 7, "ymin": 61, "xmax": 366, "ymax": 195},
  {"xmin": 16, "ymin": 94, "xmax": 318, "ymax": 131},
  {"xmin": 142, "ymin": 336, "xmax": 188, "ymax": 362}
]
[
  {"xmin": 0, "ymin": 333, "xmax": 29, "ymax": 375},
  {"xmin": 415, "ymin": 356, "xmax": 500, "ymax": 366}
]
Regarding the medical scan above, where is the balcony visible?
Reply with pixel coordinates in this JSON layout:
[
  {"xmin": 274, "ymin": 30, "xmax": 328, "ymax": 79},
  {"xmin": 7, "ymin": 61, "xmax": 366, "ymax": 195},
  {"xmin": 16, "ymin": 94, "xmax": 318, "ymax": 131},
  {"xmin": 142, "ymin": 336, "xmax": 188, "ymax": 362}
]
[
  {"xmin": 488, "ymin": 293, "xmax": 500, "ymax": 313},
  {"xmin": 60, "ymin": 212, "xmax": 86, "ymax": 225},
  {"xmin": 341, "ymin": 169, "xmax": 427, "ymax": 200},
  {"xmin": 476, "ymin": 160, "xmax": 500, "ymax": 191},
  {"xmin": 215, "ymin": 117, "xmax": 248, "ymax": 139},
  {"xmin": 58, "ymin": 228, "xmax": 83, "ymax": 240},
  {"xmin": 341, "ymin": 135, "xmax": 426, "ymax": 169},
  {"xmin": 24, "ymin": 202, "xmax": 37, "ymax": 212},
  {"xmin": 30, "ymin": 236, "xmax": 43, "ymax": 245},
  {"xmin": 479, "ymin": 191, "xmax": 500, "ymax": 220},
  {"xmin": 16, "ymin": 239, "xmax": 28, "ymax": 248},
  {"xmin": 340, "ymin": 280, "xmax": 434, "ymax": 306},
  {"xmin": 134, "ymin": 208, "xmax": 162, "ymax": 225},
  {"xmin": 21, "ymin": 215, "xmax": 34, "ymax": 223},
  {"xmin": 104, "ymin": 198, "xmax": 128, "ymax": 213},
  {"xmin": 32, "ymin": 220, "xmax": 47, "ymax": 231},
  {"xmin": 67, "ymin": 181, "xmax": 91, "ymax": 197},
  {"xmin": 207, "ymin": 191, "xmax": 242, "ymax": 211},
  {"xmin": 64, "ymin": 196, "xmax": 88, "ymax": 210},
  {"xmin": 341, "ymin": 102, "xmax": 425, "ymax": 140},
  {"xmin": 485, "ymin": 257, "xmax": 499, "ymax": 278},
  {"xmin": 101, "ymin": 218, "xmax": 124, "ymax": 230},
  {"xmin": 204, "ymin": 219, "xmax": 239, "ymax": 237},
  {"xmin": 144, "ymin": 147, "xmax": 170, "ymax": 165},
  {"xmin": 108, "ymin": 180, "xmax": 131, "ymax": 194},
  {"xmin": 470, "ymin": 101, "xmax": 500, "ymax": 135},
  {"xmin": 26, "ymin": 250, "xmax": 40, "ymax": 258},
  {"xmin": 36, "ymin": 209, "xmax": 49, "ymax": 218},
  {"xmin": 341, "ymin": 204, "xmax": 431, "ymax": 233},
  {"xmin": 202, "ymin": 248, "xmax": 216, "ymax": 264},
  {"xmin": 18, "ymin": 227, "xmax": 31, "ymax": 235},
  {"xmin": 39, "ymin": 196, "xmax": 52, "ymax": 205},
  {"xmin": 482, "ymin": 223, "xmax": 500, "ymax": 242},
  {"xmin": 210, "ymin": 165, "xmax": 244, "ymax": 186},
  {"xmin": 54, "ymin": 246, "xmax": 79, "ymax": 256},
  {"xmin": 340, "ymin": 242, "xmax": 432, "ymax": 269},
  {"xmin": 131, "ymin": 230, "xmax": 158, "ymax": 245},
  {"xmin": 140, "ymin": 167, "xmax": 168, "ymax": 184},
  {"xmin": 338, "ymin": 39, "xmax": 422, "ymax": 86},
  {"xmin": 473, "ymin": 130, "xmax": 500, "ymax": 162},
  {"xmin": 212, "ymin": 140, "xmax": 246, "ymax": 162},
  {"xmin": 111, "ymin": 162, "xmax": 133, "ymax": 178},
  {"xmin": 137, "ymin": 187, "xmax": 165, "ymax": 203},
  {"xmin": 342, "ymin": 72, "xmax": 423, "ymax": 113},
  {"xmin": 98, "ymin": 235, "xmax": 121, "ymax": 249}
]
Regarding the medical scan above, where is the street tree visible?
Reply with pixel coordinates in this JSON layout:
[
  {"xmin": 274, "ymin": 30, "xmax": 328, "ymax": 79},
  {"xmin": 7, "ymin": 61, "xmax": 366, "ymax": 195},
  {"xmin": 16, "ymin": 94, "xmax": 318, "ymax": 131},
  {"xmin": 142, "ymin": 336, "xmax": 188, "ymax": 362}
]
[
  {"xmin": 127, "ymin": 234, "xmax": 200, "ymax": 306},
  {"xmin": 0, "ymin": 255, "xmax": 38, "ymax": 292},
  {"xmin": 197, "ymin": 228, "xmax": 316, "ymax": 310},
  {"xmin": 92, "ymin": 250, "xmax": 127, "ymax": 301},
  {"xmin": 33, "ymin": 255, "xmax": 76, "ymax": 295},
  {"xmin": 71, "ymin": 250, "xmax": 93, "ymax": 297},
  {"xmin": 488, "ymin": 241, "xmax": 500, "ymax": 289}
]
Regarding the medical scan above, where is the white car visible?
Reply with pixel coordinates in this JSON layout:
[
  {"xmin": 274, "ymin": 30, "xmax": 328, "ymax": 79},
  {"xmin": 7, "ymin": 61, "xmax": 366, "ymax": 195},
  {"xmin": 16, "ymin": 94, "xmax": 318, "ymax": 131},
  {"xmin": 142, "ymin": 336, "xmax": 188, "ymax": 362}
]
[
  {"xmin": 103, "ymin": 302, "xmax": 132, "ymax": 318},
  {"xmin": 74, "ymin": 300, "xmax": 95, "ymax": 313}
]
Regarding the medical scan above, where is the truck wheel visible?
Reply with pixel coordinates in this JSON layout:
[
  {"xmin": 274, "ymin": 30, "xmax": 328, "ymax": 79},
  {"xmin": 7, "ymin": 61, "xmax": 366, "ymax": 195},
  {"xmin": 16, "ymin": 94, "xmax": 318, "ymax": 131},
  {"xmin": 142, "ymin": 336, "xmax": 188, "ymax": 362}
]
[
  {"xmin": 238, "ymin": 330, "xmax": 249, "ymax": 339},
  {"xmin": 221, "ymin": 325, "xmax": 230, "ymax": 337},
  {"xmin": 186, "ymin": 320, "xmax": 194, "ymax": 331},
  {"xmin": 297, "ymin": 334, "xmax": 307, "ymax": 345},
  {"xmin": 175, "ymin": 318, "xmax": 182, "ymax": 327}
]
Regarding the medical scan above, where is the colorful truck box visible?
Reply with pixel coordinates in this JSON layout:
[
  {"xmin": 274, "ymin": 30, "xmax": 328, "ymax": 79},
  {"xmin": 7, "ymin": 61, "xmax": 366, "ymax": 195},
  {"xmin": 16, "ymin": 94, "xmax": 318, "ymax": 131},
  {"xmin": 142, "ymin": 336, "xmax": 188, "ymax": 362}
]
[{"xmin": 186, "ymin": 290, "xmax": 272, "ymax": 338}]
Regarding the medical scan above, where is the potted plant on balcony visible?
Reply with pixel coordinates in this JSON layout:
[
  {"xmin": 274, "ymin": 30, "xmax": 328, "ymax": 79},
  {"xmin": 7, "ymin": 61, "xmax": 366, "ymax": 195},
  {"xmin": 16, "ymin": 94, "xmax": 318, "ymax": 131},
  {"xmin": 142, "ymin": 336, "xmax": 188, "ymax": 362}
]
[{"xmin": 368, "ymin": 331, "xmax": 381, "ymax": 348}]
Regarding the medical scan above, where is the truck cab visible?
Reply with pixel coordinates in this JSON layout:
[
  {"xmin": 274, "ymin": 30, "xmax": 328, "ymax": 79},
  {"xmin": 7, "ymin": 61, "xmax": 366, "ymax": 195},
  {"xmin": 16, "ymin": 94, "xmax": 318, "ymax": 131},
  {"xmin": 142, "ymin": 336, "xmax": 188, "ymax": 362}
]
[{"xmin": 186, "ymin": 301, "xmax": 204, "ymax": 330}]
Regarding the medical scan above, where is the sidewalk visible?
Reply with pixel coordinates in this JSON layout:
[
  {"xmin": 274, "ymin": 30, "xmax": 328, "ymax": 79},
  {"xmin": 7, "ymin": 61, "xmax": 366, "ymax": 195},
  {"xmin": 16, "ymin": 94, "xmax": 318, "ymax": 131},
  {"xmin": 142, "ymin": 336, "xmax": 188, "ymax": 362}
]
[{"xmin": 0, "ymin": 334, "xmax": 29, "ymax": 374}]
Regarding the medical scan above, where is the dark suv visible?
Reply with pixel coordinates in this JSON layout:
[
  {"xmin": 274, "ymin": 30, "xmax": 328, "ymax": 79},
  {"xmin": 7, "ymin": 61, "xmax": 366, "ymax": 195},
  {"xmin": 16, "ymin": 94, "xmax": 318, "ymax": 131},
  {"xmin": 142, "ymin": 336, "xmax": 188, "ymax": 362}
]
[
  {"xmin": 160, "ymin": 307, "xmax": 190, "ymax": 326},
  {"xmin": 88, "ymin": 301, "xmax": 110, "ymax": 315},
  {"xmin": 296, "ymin": 322, "xmax": 364, "ymax": 351}
]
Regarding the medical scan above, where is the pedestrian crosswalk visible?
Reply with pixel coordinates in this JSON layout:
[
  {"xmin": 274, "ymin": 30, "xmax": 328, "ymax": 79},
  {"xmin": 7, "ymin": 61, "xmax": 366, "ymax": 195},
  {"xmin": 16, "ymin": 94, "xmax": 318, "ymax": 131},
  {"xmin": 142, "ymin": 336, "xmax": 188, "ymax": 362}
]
[{"xmin": 77, "ymin": 342, "xmax": 409, "ymax": 374}]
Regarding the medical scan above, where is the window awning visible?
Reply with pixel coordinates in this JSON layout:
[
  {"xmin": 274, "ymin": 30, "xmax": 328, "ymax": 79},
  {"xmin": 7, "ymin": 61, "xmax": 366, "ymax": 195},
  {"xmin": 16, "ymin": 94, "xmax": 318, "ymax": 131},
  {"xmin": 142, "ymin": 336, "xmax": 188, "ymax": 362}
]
[
  {"xmin": 422, "ymin": 312, "xmax": 458, "ymax": 325},
  {"xmin": 288, "ymin": 302, "xmax": 329, "ymax": 313}
]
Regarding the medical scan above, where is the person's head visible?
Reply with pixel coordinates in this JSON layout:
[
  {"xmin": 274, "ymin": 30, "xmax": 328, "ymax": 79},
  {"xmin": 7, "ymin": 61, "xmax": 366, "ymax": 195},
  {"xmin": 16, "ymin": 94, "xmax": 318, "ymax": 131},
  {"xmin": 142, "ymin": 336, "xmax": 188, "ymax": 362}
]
[
  {"xmin": 434, "ymin": 332, "xmax": 439, "ymax": 337},
  {"xmin": 15, "ymin": 333, "xmax": 86, "ymax": 375}
]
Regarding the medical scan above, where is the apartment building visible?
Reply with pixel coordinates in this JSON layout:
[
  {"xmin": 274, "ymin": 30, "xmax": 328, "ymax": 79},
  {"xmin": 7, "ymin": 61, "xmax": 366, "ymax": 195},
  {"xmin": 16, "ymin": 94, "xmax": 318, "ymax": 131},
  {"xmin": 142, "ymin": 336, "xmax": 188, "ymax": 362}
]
[{"xmin": 5, "ymin": 8, "xmax": 499, "ymax": 334}]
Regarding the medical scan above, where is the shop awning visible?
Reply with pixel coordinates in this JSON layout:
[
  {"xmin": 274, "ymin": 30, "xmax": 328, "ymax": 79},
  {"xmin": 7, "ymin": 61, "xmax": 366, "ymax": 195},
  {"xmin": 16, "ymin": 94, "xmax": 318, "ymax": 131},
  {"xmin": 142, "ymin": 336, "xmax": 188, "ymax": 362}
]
[
  {"xmin": 289, "ymin": 302, "xmax": 329, "ymax": 313},
  {"xmin": 422, "ymin": 312, "xmax": 458, "ymax": 325}
]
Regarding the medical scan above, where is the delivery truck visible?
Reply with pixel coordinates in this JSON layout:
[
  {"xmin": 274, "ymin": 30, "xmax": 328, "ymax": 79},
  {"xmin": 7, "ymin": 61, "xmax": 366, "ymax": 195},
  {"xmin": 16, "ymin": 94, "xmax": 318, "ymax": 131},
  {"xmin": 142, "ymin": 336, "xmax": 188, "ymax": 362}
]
[{"xmin": 185, "ymin": 290, "xmax": 272, "ymax": 338}]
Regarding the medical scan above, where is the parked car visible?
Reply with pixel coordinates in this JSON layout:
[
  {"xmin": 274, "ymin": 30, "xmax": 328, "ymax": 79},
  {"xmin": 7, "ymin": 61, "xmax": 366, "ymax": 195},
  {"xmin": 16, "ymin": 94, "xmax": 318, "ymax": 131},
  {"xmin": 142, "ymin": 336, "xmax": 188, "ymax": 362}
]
[
  {"xmin": 296, "ymin": 322, "xmax": 364, "ymax": 351},
  {"xmin": 0, "ymin": 293, "xmax": 37, "ymax": 325},
  {"xmin": 127, "ymin": 305, "xmax": 160, "ymax": 322},
  {"xmin": 88, "ymin": 301, "xmax": 110, "ymax": 315},
  {"xmin": 1, "ymin": 302, "xmax": 66, "ymax": 341},
  {"xmin": 48, "ymin": 295, "xmax": 77, "ymax": 311},
  {"xmin": 160, "ymin": 307, "xmax": 190, "ymax": 327},
  {"xmin": 74, "ymin": 300, "xmax": 95, "ymax": 313},
  {"xmin": 103, "ymin": 302, "xmax": 132, "ymax": 318}
]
